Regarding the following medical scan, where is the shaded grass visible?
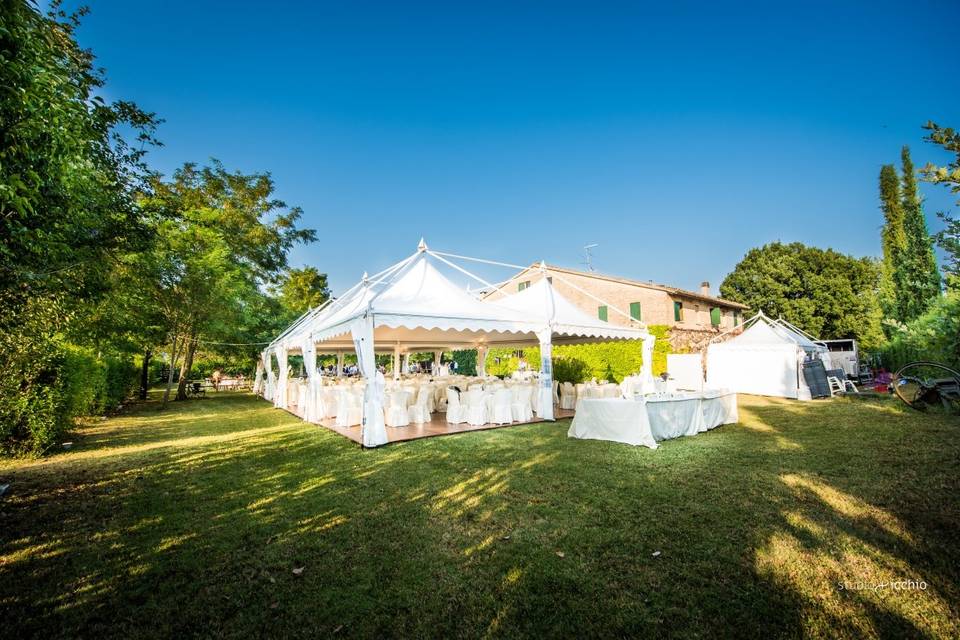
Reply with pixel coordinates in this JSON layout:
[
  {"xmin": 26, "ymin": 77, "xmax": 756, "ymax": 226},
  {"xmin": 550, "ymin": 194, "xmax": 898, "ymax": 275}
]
[{"xmin": 1, "ymin": 392, "xmax": 958, "ymax": 638}]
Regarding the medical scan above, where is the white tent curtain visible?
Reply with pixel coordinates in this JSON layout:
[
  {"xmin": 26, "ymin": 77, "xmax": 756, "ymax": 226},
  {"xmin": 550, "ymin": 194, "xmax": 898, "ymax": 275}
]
[
  {"xmin": 336, "ymin": 351, "xmax": 344, "ymax": 376},
  {"xmin": 274, "ymin": 345, "xmax": 288, "ymax": 409},
  {"xmin": 402, "ymin": 352, "xmax": 410, "ymax": 375},
  {"xmin": 434, "ymin": 350, "xmax": 442, "ymax": 371},
  {"xmin": 263, "ymin": 350, "xmax": 274, "ymax": 401},
  {"xmin": 641, "ymin": 334, "xmax": 656, "ymax": 387},
  {"xmin": 351, "ymin": 315, "xmax": 387, "ymax": 447},
  {"xmin": 253, "ymin": 361, "xmax": 264, "ymax": 395},
  {"xmin": 477, "ymin": 345, "xmax": 488, "ymax": 377},
  {"xmin": 301, "ymin": 338, "xmax": 319, "ymax": 423},
  {"xmin": 537, "ymin": 329, "xmax": 554, "ymax": 420}
]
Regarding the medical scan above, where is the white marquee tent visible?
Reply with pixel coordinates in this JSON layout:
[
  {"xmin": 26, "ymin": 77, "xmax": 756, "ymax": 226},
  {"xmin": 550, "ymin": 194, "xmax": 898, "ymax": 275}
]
[
  {"xmin": 258, "ymin": 241, "xmax": 650, "ymax": 447},
  {"xmin": 705, "ymin": 312, "xmax": 829, "ymax": 400}
]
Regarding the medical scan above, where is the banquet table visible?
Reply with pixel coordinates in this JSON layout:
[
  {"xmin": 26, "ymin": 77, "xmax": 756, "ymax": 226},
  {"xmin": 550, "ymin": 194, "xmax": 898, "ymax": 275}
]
[{"xmin": 568, "ymin": 391, "xmax": 738, "ymax": 449}]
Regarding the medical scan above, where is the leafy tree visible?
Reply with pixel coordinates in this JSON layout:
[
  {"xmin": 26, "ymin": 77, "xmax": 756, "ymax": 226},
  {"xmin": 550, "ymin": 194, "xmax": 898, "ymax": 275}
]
[
  {"xmin": 0, "ymin": 1, "xmax": 159, "ymax": 451},
  {"xmin": 719, "ymin": 242, "xmax": 886, "ymax": 349},
  {"xmin": 878, "ymin": 164, "xmax": 906, "ymax": 322},
  {"xmin": 921, "ymin": 122, "xmax": 960, "ymax": 291},
  {"xmin": 141, "ymin": 162, "xmax": 315, "ymax": 402},
  {"xmin": 277, "ymin": 267, "xmax": 331, "ymax": 317},
  {"xmin": 897, "ymin": 146, "xmax": 940, "ymax": 320}
]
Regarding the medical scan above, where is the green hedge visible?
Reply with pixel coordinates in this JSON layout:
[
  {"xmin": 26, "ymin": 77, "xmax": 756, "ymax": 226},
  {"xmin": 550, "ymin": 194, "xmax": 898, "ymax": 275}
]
[
  {"xmin": 0, "ymin": 343, "xmax": 138, "ymax": 455},
  {"xmin": 451, "ymin": 349, "xmax": 477, "ymax": 376},
  {"xmin": 480, "ymin": 325, "xmax": 672, "ymax": 384}
]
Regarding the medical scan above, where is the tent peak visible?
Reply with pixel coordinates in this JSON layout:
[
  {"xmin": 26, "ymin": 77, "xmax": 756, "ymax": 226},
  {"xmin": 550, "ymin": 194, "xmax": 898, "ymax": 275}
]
[{"xmin": 417, "ymin": 237, "xmax": 428, "ymax": 252}]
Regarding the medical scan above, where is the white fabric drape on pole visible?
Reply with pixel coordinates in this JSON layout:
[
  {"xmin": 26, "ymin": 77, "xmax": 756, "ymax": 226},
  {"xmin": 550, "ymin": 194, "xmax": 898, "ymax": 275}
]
[
  {"xmin": 434, "ymin": 350, "xmax": 442, "ymax": 372},
  {"xmin": 537, "ymin": 329, "xmax": 554, "ymax": 420},
  {"xmin": 477, "ymin": 345, "xmax": 488, "ymax": 377},
  {"xmin": 392, "ymin": 344, "xmax": 401, "ymax": 380},
  {"xmin": 263, "ymin": 350, "xmax": 274, "ymax": 401},
  {"xmin": 301, "ymin": 338, "xmax": 318, "ymax": 423},
  {"xmin": 274, "ymin": 345, "xmax": 288, "ymax": 409},
  {"xmin": 336, "ymin": 351, "xmax": 344, "ymax": 377},
  {"xmin": 253, "ymin": 361, "xmax": 264, "ymax": 396},
  {"xmin": 351, "ymin": 315, "xmax": 387, "ymax": 447},
  {"xmin": 641, "ymin": 334, "xmax": 657, "ymax": 388},
  {"xmin": 402, "ymin": 353, "xmax": 410, "ymax": 375}
]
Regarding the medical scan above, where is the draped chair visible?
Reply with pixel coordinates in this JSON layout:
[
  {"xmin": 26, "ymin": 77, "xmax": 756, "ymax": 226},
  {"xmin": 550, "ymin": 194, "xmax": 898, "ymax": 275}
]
[
  {"xmin": 335, "ymin": 391, "xmax": 363, "ymax": 427},
  {"xmin": 559, "ymin": 382, "xmax": 577, "ymax": 410},
  {"xmin": 511, "ymin": 385, "xmax": 534, "ymax": 422},
  {"xmin": 445, "ymin": 388, "xmax": 466, "ymax": 424},
  {"xmin": 464, "ymin": 389, "xmax": 488, "ymax": 425},
  {"xmin": 408, "ymin": 388, "xmax": 432, "ymax": 424},
  {"xmin": 491, "ymin": 388, "xmax": 514, "ymax": 425},
  {"xmin": 385, "ymin": 391, "xmax": 410, "ymax": 427}
]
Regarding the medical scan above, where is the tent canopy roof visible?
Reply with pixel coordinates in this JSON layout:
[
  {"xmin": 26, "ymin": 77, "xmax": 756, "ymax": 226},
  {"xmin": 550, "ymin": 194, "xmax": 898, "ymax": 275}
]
[
  {"xmin": 710, "ymin": 314, "xmax": 826, "ymax": 353},
  {"xmin": 270, "ymin": 244, "xmax": 648, "ymax": 354},
  {"xmin": 489, "ymin": 276, "xmax": 646, "ymax": 341}
]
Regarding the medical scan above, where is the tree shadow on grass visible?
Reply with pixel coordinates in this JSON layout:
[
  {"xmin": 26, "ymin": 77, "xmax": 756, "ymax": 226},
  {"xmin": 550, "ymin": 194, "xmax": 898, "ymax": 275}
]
[{"xmin": 1, "ymin": 393, "xmax": 958, "ymax": 638}]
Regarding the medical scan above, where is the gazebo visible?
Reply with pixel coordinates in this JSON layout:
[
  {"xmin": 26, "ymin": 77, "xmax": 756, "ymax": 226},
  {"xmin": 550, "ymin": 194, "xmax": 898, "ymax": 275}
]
[{"xmin": 258, "ymin": 240, "xmax": 649, "ymax": 447}]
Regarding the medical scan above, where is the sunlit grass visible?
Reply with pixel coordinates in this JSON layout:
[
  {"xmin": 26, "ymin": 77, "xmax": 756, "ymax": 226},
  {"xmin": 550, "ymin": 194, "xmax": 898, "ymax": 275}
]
[{"xmin": 0, "ymin": 391, "xmax": 957, "ymax": 638}]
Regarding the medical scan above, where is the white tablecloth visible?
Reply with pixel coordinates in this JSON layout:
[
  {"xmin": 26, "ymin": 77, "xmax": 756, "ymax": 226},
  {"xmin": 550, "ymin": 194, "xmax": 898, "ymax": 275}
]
[
  {"xmin": 568, "ymin": 392, "xmax": 738, "ymax": 449},
  {"xmin": 566, "ymin": 398, "xmax": 658, "ymax": 448}
]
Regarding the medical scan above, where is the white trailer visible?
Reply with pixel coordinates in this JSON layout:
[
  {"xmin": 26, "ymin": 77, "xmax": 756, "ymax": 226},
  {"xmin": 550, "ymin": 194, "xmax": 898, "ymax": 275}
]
[{"xmin": 821, "ymin": 339, "xmax": 858, "ymax": 378}]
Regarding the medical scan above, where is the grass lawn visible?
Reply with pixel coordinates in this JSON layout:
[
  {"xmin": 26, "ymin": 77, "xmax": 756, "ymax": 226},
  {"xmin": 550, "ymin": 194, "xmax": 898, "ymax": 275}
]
[{"xmin": 1, "ymin": 392, "xmax": 958, "ymax": 639}]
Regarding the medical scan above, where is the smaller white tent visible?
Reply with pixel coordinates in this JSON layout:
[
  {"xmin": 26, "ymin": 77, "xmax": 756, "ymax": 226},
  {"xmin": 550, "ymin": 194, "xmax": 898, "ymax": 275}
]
[{"xmin": 706, "ymin": 312, "xmax": 829, "ymax": 400}]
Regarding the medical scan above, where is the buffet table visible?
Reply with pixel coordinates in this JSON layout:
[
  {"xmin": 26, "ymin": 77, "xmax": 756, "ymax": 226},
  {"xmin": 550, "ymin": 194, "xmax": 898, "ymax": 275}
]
[{"xmin": 567, "ymin": 391, "xmax": 738, "ymax": 449}]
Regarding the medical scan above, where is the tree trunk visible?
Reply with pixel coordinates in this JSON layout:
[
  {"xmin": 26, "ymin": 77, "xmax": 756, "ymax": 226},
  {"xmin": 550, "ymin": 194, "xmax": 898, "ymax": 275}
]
[
  {"xmin": 162, "ymin": 334, "xmax": 182, "ymax": 406},
  {"xmin": 176, "ymin": 336, "xmax": 198, "ymax": 401},
  {"xmin": 139, "ymin": 349, "xmax": 152, "ymax": 400}
]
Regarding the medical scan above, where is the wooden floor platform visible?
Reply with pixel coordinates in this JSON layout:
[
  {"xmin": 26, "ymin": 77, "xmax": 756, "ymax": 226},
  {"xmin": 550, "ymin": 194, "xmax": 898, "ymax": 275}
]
[{"xmin": 309, "ymin": 407, "xmax": 575, "ymax": 445}]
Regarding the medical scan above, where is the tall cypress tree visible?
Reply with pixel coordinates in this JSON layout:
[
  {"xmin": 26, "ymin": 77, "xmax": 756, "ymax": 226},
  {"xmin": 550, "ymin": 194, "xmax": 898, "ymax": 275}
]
[
  {"xmin": 898, "ymin": 146, "xmax": 941, "ymax": 321},
  {"xmin": 878, "ymin": 163, "xmax": 906, "ymax": 323}
]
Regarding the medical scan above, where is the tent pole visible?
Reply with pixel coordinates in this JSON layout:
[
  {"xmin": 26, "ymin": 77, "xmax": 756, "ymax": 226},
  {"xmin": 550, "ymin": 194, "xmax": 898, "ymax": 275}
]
[{"xmin": 537, "ymin": 329, "xmax": 555, "ymax": 420}]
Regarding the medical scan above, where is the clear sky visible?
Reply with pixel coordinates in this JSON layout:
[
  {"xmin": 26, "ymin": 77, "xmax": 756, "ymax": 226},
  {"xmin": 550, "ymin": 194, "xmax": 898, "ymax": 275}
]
[{"xmin": 70, "ymin": 0, "xmax": 959, "ymax": 295}]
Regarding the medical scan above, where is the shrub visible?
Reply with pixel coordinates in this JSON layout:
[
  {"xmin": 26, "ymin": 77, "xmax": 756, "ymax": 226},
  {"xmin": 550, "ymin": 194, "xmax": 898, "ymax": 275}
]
[
  {"xmin": 881, "ymin": 292, "xmax": 960, "ymax": 371},
  {"xmin": 103, "ymin": 357, "xmax": 139, "ymax": 410},
  {"xmin": 552, "ymin": 357, "xmax": 590, "ymax": 383},
  {"xmin": 451, "ymin": 349, "xmax": 477, "ymax": 376},
  {"xmin": 0, "ymin": 339, "xmax": 138, "ymax": 455},
  {"xmin": 477, "ymin": 326, "xmax": 672, "ymax": 383}
]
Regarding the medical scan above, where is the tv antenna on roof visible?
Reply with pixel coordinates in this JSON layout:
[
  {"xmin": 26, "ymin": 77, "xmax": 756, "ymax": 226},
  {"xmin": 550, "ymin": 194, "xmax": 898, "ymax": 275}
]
[{"xmin": 582, "ymin": 243, "xmax": 599, "ymax": 272}]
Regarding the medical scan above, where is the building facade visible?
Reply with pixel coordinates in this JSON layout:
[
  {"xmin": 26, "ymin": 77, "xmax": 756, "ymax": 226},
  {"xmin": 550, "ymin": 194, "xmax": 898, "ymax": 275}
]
[{"xmin": 488, "ymin": 264, "xmax": 749, "ymax": 347}]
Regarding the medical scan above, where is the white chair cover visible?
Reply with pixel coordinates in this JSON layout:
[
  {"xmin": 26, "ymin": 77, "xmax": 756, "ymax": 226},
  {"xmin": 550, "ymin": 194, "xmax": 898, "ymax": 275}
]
[
  {"xmin": 491, "ymin": 388, "xmax": 513, "ymax": 425},
  {"xmin": 446, "ymin": 388, "xmax": 466, "ymax": 424},
  {"xmin": 385, "ymin": 391, "xmax": 410, "ymax": 427}
]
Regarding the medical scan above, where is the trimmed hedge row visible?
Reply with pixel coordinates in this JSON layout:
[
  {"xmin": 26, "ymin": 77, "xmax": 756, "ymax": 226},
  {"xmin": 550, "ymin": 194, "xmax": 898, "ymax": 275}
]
[
  {"xmin": 0, "ymin": 344, "xmax": 138, "ymax": 455},
  {"xmin": 479, "ymin": 325, "xmax": 672, "ymax": 384}
]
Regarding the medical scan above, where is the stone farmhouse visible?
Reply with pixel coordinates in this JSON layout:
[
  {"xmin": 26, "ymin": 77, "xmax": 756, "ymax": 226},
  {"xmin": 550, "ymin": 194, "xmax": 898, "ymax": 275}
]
[{"xmin": 487, "ymin": 263, "xmax": 749, "ymax": 351}]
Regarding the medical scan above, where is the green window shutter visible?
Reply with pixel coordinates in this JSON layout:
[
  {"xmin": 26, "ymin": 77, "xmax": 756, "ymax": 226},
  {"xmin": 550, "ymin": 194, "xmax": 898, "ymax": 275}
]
[
  {"xmin": 629, "ymin": 301, "xmax": 641, "ymax": 321},
  {"xmin": 518, "ymin": 281, "xmax": 530, "ymax": 291},
  {"xmin": 711, "ymin": 307, "xmax": 721, "ymax": 326},
  {"xmin": 598, "ymin": 305, "xmax": 608, "ymax": 321},
  {"xmin": 674, "ymin": 301, "xmax": 683, "ymax": 322}
]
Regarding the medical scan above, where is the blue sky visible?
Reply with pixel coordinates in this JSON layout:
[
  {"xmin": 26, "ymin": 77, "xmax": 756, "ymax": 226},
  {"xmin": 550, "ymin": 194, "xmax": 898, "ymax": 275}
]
[{"xmin": 71, "ymin": 0, "xmax": 959, "ymax": 295}]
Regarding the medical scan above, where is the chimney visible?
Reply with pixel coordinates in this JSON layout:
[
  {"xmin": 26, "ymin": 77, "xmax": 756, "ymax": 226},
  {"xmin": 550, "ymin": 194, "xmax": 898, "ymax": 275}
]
[{"xmin": 700, "ymin": 281, "xmax": 710, "ymax": 296}]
